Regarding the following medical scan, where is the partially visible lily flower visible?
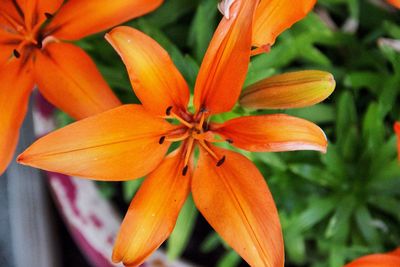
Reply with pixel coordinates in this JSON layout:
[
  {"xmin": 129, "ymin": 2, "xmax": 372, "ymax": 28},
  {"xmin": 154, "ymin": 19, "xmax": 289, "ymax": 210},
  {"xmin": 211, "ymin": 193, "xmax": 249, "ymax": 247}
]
[
  {"xmin": 0, "ymin": 0, "xmax": 162, "ymax": 174},
  {"xmin": 218, "ymin": 0, "xmax": 317, "ymax": 55},
  {"xmin": 387, "ymin": 0, "xmax": 400, "ymax": 8},
  {"xmin": 344, "ymin": 247, "xmax": 400, "ymax": 267},
  {"xmin": 239, "ymin": 70, "xmax": 335, "ymax": 109},
  {"xmin": 395, "ymin": 122, "xmax": 400, "ymax": 160},
  {"xmin": 18, "ymin": 0, "xmax": 331, "ymax": 266}
]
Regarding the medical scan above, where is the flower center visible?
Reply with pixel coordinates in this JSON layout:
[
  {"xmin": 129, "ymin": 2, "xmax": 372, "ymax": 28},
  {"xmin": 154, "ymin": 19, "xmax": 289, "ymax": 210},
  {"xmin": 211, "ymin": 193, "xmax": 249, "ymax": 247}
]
[
  {"xmin": 0, "ymin": 2, "xmax": 49, "ymax": 61},
  {"xmin": 160, "ymin": 106, "xmax": 226, "ymax": 175}
]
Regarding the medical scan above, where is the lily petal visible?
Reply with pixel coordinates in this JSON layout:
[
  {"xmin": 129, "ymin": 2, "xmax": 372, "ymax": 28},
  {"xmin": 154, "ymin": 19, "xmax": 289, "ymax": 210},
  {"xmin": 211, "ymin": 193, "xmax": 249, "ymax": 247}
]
[
  {"xmin": 106, "ymin": 26, "xmax": 189, "ymax": 116},
  {"xmin": 45, "ymin": 0, "xmax": 163, "ymax": 40},
  {"xmin": 35, "ymin": 42, "xmax": 121, "ymax": 120},
  {"xmin": 193, "ymin": 0, "xmax": 258, "ymax": 115},
  {"xmin": 0, "ymin": 44, "xmax": 14, "ymax": 66},
  {"xmin": 16, "ymin": 0, "xmax": 63, "ymax": 29},
  {"xmin": 18, "ymin": 105, "xmax": 175, "ymax": 181},
  {"xmin": 344, "ymin": 252, "xmax": 400, "ymax": 267},
  {"xmin": 192, "ymin": 147, "xmax": 284, "ymax": 267},
  {"xmin": 212, "ymin": 114, "xmax": 327, "ymax": 153},
  {"xmin": 0, "ymin": 59, "xmax": 34, "ymax": 174},
  {"xmin": 112, "ymin": 149, "xmax": 190, "ymax": 267},
  {"xmin": 240, "ymin": 70, "xmax": 335, "ymax": 109},
  {"xmin": 253, "ymin": 0, "xmax": 316, "ymax": 49},
  {"xmin": 387, "ymin": 0, "xmax": 400, "ymax": 8}
]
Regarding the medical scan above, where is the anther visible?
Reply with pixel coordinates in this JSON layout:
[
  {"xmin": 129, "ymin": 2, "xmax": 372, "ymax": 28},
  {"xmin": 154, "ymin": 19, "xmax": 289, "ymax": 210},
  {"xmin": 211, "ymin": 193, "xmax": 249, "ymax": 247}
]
[
  {"xmin": 44, "ymin": 12, "xmax": 53, "ymax": 19},
  {"xmin": 166, "ymin": 106, "xmax": 173, "ymax": 116},
  {"xmin": 182, "ymin": 165, "xmax": 189, "ymax": 176},
  {"xmin": 158, "ymin": 136, "xmax": 166, "ymax": 144},
  {"xmin": 226, "ymin": 139, "xmax": 233, "ymax": 144},
  {"xmin": 200, "ymin": 106, "xmax": 208, "ymax": 113},
  {"xmin": 13, "ymin": 49, "xmax": 20, "ymax": 58},
  {"xmin": 216, "ymin": 156, "xmax": 226, "ymax": 167}
]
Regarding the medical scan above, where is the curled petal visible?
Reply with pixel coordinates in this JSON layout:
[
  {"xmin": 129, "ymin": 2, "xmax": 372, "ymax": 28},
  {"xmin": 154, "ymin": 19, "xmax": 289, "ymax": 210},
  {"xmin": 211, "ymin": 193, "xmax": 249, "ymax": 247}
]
[
  {"xmin": 0, "ymin": 59, "xmax": 34, "ymax": 174},
  {"xmin": 212, "ymin": 114, "xmax": 327, "ymax": 153},
  {"xmin": 45, "ymin": 0, "xmax": 163, "ymax": 40},
  {"xmin": 18, "ymin": 105, "xmax": 175, "ymax": 181},
  {"xmin": 193, "ymin": 0, "xmax": 258, "ymax": 115},
  {"xmin": 240, "ymin": 70, "xmax": 335, "ymax": 109},
  {"xmin": 253, "ymin": 0, "xmax": 316, "ymax": 49},
  {"xmin": 192, "ymin": 147, "xmax": 284, "ymax": 267},
  {"xmin": 35, "ymin": 42, "xmax": 121, "ymax": 120},
  {"xmin": 106, "ymin": 26, "xmax": 189, "ymax": 116},
  {"xmin": 112, "ymin": 149, "xmax": 190, "ymax": 267}
]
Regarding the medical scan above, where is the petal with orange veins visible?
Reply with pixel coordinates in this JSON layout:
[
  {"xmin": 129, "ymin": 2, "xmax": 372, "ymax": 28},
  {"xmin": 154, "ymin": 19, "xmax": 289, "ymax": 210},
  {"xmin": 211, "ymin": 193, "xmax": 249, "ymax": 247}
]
[
  {"xmin": 0, "ymin": 59, "xmax": 34, "ymax": 175},
  {"xmin": 106, "ymin": 26, "xmax": 190, "ymax": 116},
  {"xmin": 0, "ymin": 44, "xmax": 14, "ymax": 66},
  {"xmin": 212, "ymin": 114, "xmax": 327, "ymax": 153},
  {"xmin": 18, "ymin": 105, "xmax": 175, "ymax": 181},
  {"xmin": 240, "ymin": 70, "xmax": 335, "ymax": 109},
  {"xmin": 44, "ymin": 0, "xmax": 163, "ymax": 40},
  {"xmin": 192, "ymin": 147, "xmax": 284, "ymax": 267},
  {"xmin": 344, "ymin": 252, "xmax": 400, "ymax": 267},
  {"xmin": 253, "ymin": 0, "xmax": 316, "ymax": 49},
  {"xmin": 16, "ymin": 0, "xmax": 62, "ymax": 30},
  {"xmin": 112, "ymin": 149, "xmax": 190, "ymax": 267},
  {"xmin": 35, "ymin": 42, "xmax": 121, "ymax": 120},
  {"xmin": 193, "ymin": 0, "xmax": 258, "ymax": 115}
]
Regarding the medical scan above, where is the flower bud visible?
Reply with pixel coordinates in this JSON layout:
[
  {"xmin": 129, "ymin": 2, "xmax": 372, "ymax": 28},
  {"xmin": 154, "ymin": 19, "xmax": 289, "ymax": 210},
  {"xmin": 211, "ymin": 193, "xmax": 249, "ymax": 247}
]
[{"xmin": 240, "ymin": 70, "xmax": 335, "ymax": 109}]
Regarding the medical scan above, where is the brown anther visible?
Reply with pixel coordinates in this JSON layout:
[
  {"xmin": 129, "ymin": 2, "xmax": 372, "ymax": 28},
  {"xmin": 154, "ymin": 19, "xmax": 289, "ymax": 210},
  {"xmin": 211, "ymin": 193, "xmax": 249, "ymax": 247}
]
[
  {"xmin": 216, "ymin": 156, "xmax": 226, "ymax": 167},
  {"xmin": 166, "ymin": 106, "xmax": 173, "ymax": 116},
  {"xmin": 182, "ymin": 165, "xmax": 189, "ymax": 176},
  {"xmin": 226, "ymin": 139, "xmax": 233, "ymax": 144},
  {"xmin": 158, "ymin": 136, "xmax": 166, "ymax": 144},
  {"xmin": 13, "ymin": 49, "xmax": 20, "ymax": 58},
  {"xmin": 45, "ymin": 12, "xmax": 53, "ymax": 19}
]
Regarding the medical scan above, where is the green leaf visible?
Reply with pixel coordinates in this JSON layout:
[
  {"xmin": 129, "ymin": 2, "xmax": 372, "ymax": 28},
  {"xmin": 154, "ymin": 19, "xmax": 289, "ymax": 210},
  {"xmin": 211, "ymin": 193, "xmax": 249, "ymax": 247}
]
[
  {"xmin": 217, "ymin": 250, "xmax": 241, "ymax": 267},
  {"xmin": 201, "ymin": 233, "xmax": 221, "ymax": 253},
  {"xmin": 354, "ymin": 206, "xmax": 380, "ymax": 246},
  {"xmin": 289, "ymin": 164, "xmax": 338, "ymax": 187},
  {"xmin": 188, "ymin": 0, "xmax": 218, "ymax": 62},
  {"xmin": 167, "ymin": 195, "xmax": 198, "ymax": 260}
]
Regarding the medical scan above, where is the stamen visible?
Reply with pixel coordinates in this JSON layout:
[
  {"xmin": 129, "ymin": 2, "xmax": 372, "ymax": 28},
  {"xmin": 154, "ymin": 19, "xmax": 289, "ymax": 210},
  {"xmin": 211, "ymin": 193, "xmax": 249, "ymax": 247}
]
[
  {"xmin": 182, "ymin": 165, "xmax": 189, "ymax": 176},
  {"xmin": 183, "ymin": 138, "xmax": 194, "ymax": 167},
  {"xmin": 165, "ymin": 131, "xmax": 190, "ymax": 142},
  {"xmin": 168, "ymin": 112, "xmax": 193, "ymax": 128},
  {"xmin": 158, "ymin": 136, "xmax": 166, "ymax": 144},
  {"xmin": 0, "ymin": 11, "xmax": 24, "ymax": 33},
  {"xmin": 198, "ymin": 140, "xmax": 219, "ymax": 161},
  {"xmin": 216, "ymin": 156, "xmax": 226, "ymax": 167},
  {"xmin": 13, "ymin": 49, "xmax": 20, "ymax": 58}
]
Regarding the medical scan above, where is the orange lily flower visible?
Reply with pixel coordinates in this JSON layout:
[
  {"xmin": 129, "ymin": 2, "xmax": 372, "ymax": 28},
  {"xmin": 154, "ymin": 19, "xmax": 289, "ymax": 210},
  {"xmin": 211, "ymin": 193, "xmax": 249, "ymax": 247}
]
[
  {"xmin": 387, "ymin": 0, "xmax": 400, "ymax": 8},
  {"xmin": 219, "ymin": 0, "xmax": 316, "ymax": 55},
  {"xmin": 395, "ymin": 122, "xmax": 400, "ymax": 160},
  {"xmin": 0, "ymin": 0, "xmax": 162, "ymax": 174},
  {"xmin": 344, "ymin": 248, "xmax": 400, "ymax": 267},
  {"xmin": 18, "ymin": 1, "xmax": 329, "ymax": 266}
]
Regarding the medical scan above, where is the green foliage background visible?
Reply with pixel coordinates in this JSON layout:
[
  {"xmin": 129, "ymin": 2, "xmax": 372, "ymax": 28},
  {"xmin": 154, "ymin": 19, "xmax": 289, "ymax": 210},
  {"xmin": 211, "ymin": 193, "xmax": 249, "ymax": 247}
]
[{"xmin": 57, "ymin": 0, "xmax": 400, "ymax": 266}]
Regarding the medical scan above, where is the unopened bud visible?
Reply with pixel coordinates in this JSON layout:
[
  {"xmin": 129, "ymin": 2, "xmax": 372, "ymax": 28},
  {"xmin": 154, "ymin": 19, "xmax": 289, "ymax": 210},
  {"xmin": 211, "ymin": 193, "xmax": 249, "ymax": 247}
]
[{"xmin": 240, "ymin": 70, "xmax": 335, "ymax": 109}]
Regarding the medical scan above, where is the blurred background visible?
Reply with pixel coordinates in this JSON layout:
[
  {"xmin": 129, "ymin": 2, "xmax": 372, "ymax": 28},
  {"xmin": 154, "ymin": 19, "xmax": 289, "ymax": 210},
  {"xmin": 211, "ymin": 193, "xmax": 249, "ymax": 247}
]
[{"xmin": 1, "ymin": 0, "xmax": 400, "ymax": 266}]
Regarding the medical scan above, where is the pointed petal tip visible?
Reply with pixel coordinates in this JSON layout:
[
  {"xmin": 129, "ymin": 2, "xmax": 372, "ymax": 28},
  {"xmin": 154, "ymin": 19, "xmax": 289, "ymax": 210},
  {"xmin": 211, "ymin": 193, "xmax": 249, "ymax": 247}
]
[{"xmin": 240, "ymin": 70, "xmax": 335, "ymax": 110}]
